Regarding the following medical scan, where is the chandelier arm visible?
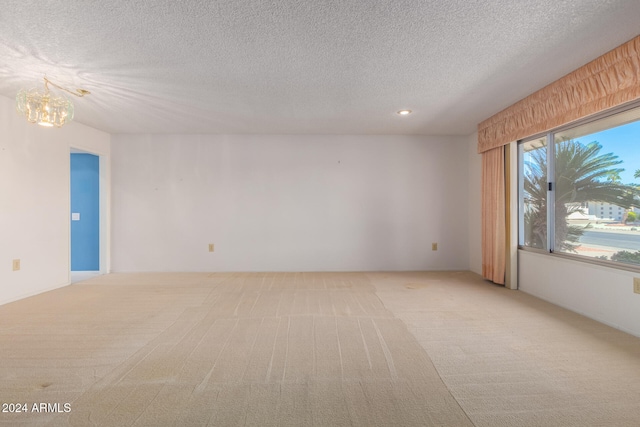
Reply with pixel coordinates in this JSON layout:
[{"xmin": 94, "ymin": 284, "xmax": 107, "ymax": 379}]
[{"xmin": 43, "ymin": 77, "xmax": 90, "ymax": 97}]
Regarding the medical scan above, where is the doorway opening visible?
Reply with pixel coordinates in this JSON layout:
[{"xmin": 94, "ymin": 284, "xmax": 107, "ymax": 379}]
[{"xmin": 70, "ymin": 149, "xmax": 103, "ymax": 283}]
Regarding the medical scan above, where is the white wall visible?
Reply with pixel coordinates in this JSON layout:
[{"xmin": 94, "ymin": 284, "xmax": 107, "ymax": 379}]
[
  {"xmin": 520, "ymin": 251, "xmax": 640, "ymax": 338},
  {"xmin": 467, "ymin": 132, "xmax": 482, "ymax": 275},
  {"xmin": 111, "ymin": 134, "xmax": 469, "ymax": 272},
  {"xmin": 0, "ymin": 94, "xmax": 111, "ymax": 306}
]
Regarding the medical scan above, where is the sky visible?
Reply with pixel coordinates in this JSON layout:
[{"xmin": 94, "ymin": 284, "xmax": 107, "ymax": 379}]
[{"xmin": 575, "ymin": 120, "xmax": 640, "ymax": 184}]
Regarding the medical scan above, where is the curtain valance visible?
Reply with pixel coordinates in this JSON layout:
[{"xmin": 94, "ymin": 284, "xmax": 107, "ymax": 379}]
[{"xmin": 478, "ymin": 35, "xmax": 640, "ymax": 153}]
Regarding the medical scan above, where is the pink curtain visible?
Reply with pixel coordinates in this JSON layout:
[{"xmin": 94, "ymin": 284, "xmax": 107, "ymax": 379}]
[{"xmin": 481, "ymin": 147, "xmax": 506, "ymax": 285}]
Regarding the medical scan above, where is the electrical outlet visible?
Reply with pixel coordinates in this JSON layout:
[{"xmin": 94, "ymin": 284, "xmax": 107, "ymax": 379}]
[
  {"xmin": 208, "ymin": 244, "xmax": 214, "ymax": 252},
  {"xmin": 432, "ymin": 243, "xmax": 438, "ymax": 251},
  {"xmin": 12, "ymin": 259, "xmax": 20, "ymax": 271},
  {"xmin": 634, "ymin": 278, "xmax": 640, "ymax": 294}
]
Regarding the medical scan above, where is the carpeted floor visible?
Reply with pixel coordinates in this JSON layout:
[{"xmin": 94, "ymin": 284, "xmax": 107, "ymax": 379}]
[
  {"xmin": 372, "ymin": 271, "xmax": 640, "ymax": 427},
  {"xmin": 0, "ymin": 271, "xmax": 639, "ymax": 426}
]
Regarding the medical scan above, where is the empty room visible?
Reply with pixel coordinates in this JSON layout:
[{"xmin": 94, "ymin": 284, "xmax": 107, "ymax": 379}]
[{"xmin": 2, "ymin": 1, "xmax": 640, "ymax": 426}]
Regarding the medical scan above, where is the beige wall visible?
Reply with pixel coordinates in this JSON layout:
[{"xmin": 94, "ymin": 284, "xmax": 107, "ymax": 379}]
[
  {"xmin": 520, "ymin": 251, "xmax": 640, "ymax": 338},
  {"xmin": 0, "ymin": 94, "xmax": 111, "ymax": 305},
  {"xmin": 111, "ymin": 134, "xmax": 470, "ymax": 272}
]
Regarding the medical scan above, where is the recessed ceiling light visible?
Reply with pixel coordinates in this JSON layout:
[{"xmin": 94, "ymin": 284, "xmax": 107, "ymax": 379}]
[{"xmin": 397, "ymin": 110, "xmax": 412, "ymax": 115}]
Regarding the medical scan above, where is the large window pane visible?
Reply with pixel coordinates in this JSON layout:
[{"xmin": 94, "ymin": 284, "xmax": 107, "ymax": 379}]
[
  {"xmin": 520, "ymin": 137, "xmax": 548, "ymax": 250},
  {"xmin": 553, "ymin": 109, "xmax": 640, "ymax": 266}
]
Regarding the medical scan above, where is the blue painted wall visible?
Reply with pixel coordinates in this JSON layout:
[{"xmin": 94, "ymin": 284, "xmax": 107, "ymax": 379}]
[{"xmin": 70, "ymin": 153, "xmax": 99, "ymax": 271}]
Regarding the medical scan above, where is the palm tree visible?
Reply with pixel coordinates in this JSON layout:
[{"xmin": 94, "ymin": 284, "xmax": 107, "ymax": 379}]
[
  {"xmin": 606, "ymin": 171, "xmax": 622, "ymax": 182},
  {"xmin": 523, "ymin": 140, "xmax": 636, "ymax": 252}
]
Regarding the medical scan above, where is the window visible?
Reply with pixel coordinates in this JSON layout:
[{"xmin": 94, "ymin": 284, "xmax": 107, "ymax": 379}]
[
  {"xmin": 520, "ymin": 137, "xmax": 548, "ymax": 250},
  {"xmin": 519, "ymin": 105, "xmax": 640, "ymax": 268}
]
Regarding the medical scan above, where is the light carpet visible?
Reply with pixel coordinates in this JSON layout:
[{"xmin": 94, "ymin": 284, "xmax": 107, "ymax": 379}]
[
  {"xmin": 0, "ymin": 272, "xmax": 472, "ymax": 426},
  {"xmin": 371, "ymin": 271, "xmax": 640, "ymax": 427}
]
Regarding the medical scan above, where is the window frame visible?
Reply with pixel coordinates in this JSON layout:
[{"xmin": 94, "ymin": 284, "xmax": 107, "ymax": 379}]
[{"xmin": 517, "ymin": 100, "xmax": 640, "ymax": 274}]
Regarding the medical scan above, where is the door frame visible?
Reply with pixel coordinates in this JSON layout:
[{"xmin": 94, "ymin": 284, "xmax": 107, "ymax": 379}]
[{"xmin": 69, "ymin": 146, "xmax": 109, "ymax": 279}]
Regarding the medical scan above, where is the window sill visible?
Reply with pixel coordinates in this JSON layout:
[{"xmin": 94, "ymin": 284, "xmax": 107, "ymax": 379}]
[{"xmin": 518, "ymin": 246, "xmax": 640, "ymax": 274}]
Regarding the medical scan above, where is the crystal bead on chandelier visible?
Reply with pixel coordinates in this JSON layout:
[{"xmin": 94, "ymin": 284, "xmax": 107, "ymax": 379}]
[{"xmin": 16, "ymin": 77, "xmax": 89, "ymax": 128}]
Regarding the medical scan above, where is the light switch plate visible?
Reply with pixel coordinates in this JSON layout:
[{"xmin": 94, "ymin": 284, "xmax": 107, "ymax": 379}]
[{"xmin": 634, "ymin": 278, "xmax": 640, "ymax": 294}]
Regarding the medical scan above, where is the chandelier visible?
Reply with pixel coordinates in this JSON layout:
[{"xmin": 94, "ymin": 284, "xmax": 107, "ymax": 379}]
[{"xmin": 16, "ymin": 77, "xmax": 90, "ymax": 128}]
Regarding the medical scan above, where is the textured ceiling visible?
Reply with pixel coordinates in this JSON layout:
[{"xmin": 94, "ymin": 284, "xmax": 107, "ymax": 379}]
[{"xmin": 1, "ymin": 0, "xmax": 640, "ymax": 135}]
